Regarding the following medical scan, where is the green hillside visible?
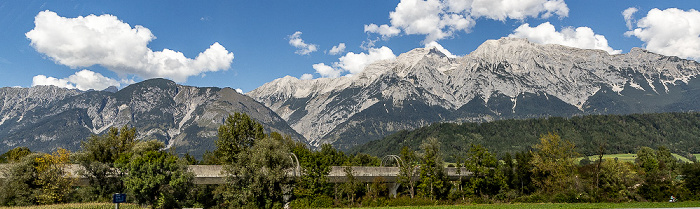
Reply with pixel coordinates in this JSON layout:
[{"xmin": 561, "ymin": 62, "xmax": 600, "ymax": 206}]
[{"xmin": 350, "ymin": 112, "xmax": 700, "ymax": 161}]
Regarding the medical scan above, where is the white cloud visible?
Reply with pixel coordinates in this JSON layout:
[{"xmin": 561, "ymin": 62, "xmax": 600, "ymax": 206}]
[
  {"xmin": 622, "ymin": 7, "xmax": 638, "ymax": 30},
  {"xmin": 468, "ymin": 0, "xmax": 568, "ymax": 20},
  {"xmin": 300, "ymin": 73, "xmax": 314, "ymax": 80},
  {"xmin": 235, "ymin": 88, "xmax": 243, "ymax": 94},
  {"xmin": 626, "ymin": 8, "xmax": 700, "ymax": 61},
  {"xmin": 313, "ymin": 63, "xmax": 343, "ymax": 78},
  {"xmin": 32, "ymin": 75, "xmax": 76, "ymax": 89},
  {"xmin": 328, "ymin": 43, "xmax": 346, "ymax": 55},
  {"xmin": 25, "ymin": 10, "xmax": 234, "ymax": 83},
  {"xmin": 509, "ymin": 22, "xmax": 621, "ymax": 54},
  {"xmin": 288, "ymin": 31, "xmax": 318, "ymax": 55},
  {"xmin": 366, "ymin": 0, "xmax": 568, "ymax": 43},
  {"xmin": 32, "ymin": 69, "xmax": 120, "ymax": 91},
  {"xmin": 336, "ymin": 46, "xmax": 397, "ymax": 75},
  {"xmin": 424, "ymin": 41, "xmax": 457, "ymax": 58},
  {"xmin": 364, "ymin": 24, "xmax": 401, "ymax": 39},
  {"xmin": 311, "ymin": 46, "xmax": 397, "ymax": 78}
]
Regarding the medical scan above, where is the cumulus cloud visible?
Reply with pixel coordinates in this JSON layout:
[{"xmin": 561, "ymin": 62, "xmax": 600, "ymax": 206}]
[
  {"xmin": 622, "ymin": 7, "xmax": 638, "ymax": 30},
  {"xmin": 311, "ymin": 47, "xmax": 397, "ymax": 78},
  {"xmin": 366, "ymin": 0, "xmax": 568, "ymax": 43},
  {"xmin": 625, "ymin": 8, "xmax": 700, "ymax": 61},
  {"xmin": 288, "ymin": 31, "xmax": 318, "ymax": 55},
  {"xmin": 364, "ymin": 24, "xmax": 401, "ymax": 39},
  {"xmin": 235, "ymin": 88, "xmax": 243, "ymax": 94},
  {"xmin": 509, "ymin": 22, "xmax": 621, "ymax": 54},
  {"xmin": 313, "ymin": 63, "xmax": 343, "ymax": 78},
  {"xmin": 336, "ymin": 46, "xmax": 397, "ymax": 75},
  {"xmin": 300, "ymin": 73, "xmax": 314, "ymax": 80},
  {"xmin": 328, "ymin": 43, "xmax": 346, "ymax": 55},
  {"xmin": 424, "ymin": 41, "xmax": 457, "ymax": 58},
  {"xmin": 467, "ymin": 0, "xmax": 568, "ymax": 20},
  {"xmin": 25, "ymin": 10, "xmax": 234, "ymax": 83},
  {"xmin": 32, "ymin": 69, "xmax": 120, "ymax": 91}
]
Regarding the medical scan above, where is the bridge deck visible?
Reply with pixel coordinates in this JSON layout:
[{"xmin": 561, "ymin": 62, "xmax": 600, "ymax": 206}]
[{"xmin": 0, "ymin": 164, "xmax": 472, "ymax": 185}]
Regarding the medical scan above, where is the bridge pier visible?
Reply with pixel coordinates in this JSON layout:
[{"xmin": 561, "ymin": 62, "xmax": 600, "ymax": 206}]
[{"xmin": 388, "ymin": 182, "xmax": 400, "ymax": 198}]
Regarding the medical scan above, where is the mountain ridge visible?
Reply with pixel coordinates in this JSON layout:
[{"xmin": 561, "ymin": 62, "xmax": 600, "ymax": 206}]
[
  {"xmin": 248, "ymin": 37, "xmax": 700, "ymax": 149},
  {"xmin": 0, "ymin": 78, "xmax": 305, "ymax": 156}
]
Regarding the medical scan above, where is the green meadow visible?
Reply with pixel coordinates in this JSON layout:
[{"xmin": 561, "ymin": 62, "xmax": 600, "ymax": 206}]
[
  {"xmin": 358, "ymin": 201, "xmax": 700, "ymax": 209},
  {"xmin": 578, "ymin": 153, "xmax": 697, "ymax": 164}
]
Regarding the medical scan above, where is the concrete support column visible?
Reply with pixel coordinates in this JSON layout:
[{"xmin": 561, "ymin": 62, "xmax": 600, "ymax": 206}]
[{"xmin": 388, "ymin": 182, "xmax": 400, "ymax": 198}]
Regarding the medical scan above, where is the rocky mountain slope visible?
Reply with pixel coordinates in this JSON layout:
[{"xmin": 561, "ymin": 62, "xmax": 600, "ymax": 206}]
[
  {"xmin": 0, "ymin": 78, "xmax": 305, "ymax": 156},
  {"xmin": 248, "ymin": 37, "xmax": 700, "ymax": 149}
]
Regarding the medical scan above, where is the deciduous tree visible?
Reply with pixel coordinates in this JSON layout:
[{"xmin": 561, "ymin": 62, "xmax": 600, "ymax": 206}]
[
  {"xmin": 123, "ymin": 148, "xmax": 193, "ymax": 209},
  {"xmin": 418, "ymin": 137, "xmax": 448, "ymax": 200},
  {"xmin": 530, "ymin": 133, "xmax": 579, "ymax": 194},
  {"xmin": 76, "ymin": 125, "xmax": 136, "ymax": 199}
]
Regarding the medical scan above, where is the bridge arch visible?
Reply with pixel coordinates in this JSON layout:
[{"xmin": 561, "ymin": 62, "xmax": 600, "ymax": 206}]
[{"xmin": 381, "ymin": 155, "xmax": 404, "ymax": 167}]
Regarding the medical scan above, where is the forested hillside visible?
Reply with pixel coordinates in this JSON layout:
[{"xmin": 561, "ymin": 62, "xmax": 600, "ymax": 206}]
[{"xmin": 351, "ymin": 112, "xmax": 700, "ymax": 161}]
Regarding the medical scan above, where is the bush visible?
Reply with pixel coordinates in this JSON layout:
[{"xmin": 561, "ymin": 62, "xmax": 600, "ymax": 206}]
[
  {"xmin": 551, "ymin": 191, "xmax": 591, "ymax": 203},
  {"xmin": 311, "ymin": 195, "xmax": 334, "ymax": 208},
  {"xmin": 360, "ymin": 197, "xmax": 388, "ymax": 207},
  {"xmin": 513, "ymin": 193, "xmax": 547, "ymax": 203},
  {"xmin": 289, "ymin": 195, "xmax": 334, "ymax": 209},
  {"xmin": 385, "ymin": 196, "xmax": 437, "ymax": 207}
]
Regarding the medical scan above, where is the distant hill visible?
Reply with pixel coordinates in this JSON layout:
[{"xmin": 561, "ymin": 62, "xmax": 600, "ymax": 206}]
[
  {"xmin": 0, "ymin": 78, "xmax": 306, "ymax": 157},
  {"xmin": 350, "ymin": 112, "xmax": 700, "ymax": 162}
]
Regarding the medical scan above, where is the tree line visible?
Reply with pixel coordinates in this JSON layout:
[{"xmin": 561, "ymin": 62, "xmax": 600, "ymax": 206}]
[
  {"xmin": 351, "ymin": 112, "xmax": 700, "ymax": 162},
  {"xmin": 1, "ymin": 112, "xmax": 699, "ymax": 208}
]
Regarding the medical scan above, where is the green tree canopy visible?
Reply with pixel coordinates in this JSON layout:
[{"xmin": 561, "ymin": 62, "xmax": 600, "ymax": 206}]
[
  {"xmin": 215, "ymin": 112, "xmax": 266, "ymax": 165},
  {"xmin": 418, "ymin": 137, "xmax": 448, "ymax": 200},
  {"xmin": 0, "ymin": 147, "xmax": 31, "ymax": 163},
  {"xmin": 123, "ymin": 149, "xmax": 194, "ymax": 209},
  {"xmin": 531, "ymin": 133, "xmax": 580, "ymax": 194},
  {"xmin": 0, "ymin": 149, "xmax": 73, "ymax": 206},
  {"xmin": 222, "ymin": 135, "xmax": 296, "ymax": 208},
  {"xmin": 215, "ymin": 113, "xmax": 297, "ymax": 208},
  {"xmin": 76, "ymin": 125, "xmax": 137, "ymax": 199}
]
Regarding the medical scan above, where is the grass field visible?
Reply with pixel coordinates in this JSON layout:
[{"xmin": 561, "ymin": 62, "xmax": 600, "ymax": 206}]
[
  {"xmin": 671, "ymin": 153, "xmax": 694, "ymax": 163},
  {"xmin": 360, "ymin": 201, "xmax": 700, "ymax": 209},
  {"xmin": 2, "ymin": 202, "xmax": 698, "ymax": 209},
  {"xmin": 0, "ymin": 203, "xmax": 140, "ymax": 209},
  {"xmin": 578, "ymin": 153, "xmax": 697, "ymax": 164}
]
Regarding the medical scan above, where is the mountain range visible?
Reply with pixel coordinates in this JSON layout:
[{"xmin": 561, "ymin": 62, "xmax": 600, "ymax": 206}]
[
  {"xmin": 3, "ymin": 37, "xmax": 700, "ymax": 155},
  {"xmin": 0, "ymin": 78, "xmax": 304, "ymax": 157},
  {"xmin": 248, "ymin": 37, "xmax": 700, "ymax": 150}
]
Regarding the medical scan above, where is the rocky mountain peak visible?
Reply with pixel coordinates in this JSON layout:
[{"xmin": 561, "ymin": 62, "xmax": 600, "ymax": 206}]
[
  {"xmin": 249, "ymin": 38, "xmax": 700, "ymax": 148},
  {"xmin": 103, "ymin": 86, "xmax": 119, "ymax": 93},
  {"xmin": 0, "ymin": 79, "xmax": 305, "ymax": 157}
]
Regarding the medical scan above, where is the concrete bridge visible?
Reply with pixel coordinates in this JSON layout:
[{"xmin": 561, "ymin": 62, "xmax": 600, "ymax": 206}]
[
  {"xmin": 0, "ymin": 164, "xmax": 473, "ymax": 185},
  {"xmin": 191, "ymin": 165, "xmax": 472, "ymax": 184}
]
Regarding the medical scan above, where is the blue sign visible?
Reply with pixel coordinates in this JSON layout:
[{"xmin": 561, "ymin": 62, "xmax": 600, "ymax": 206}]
[{"xmin": 112, "ymin": 193, "xmax": 126, "ymax": 203}]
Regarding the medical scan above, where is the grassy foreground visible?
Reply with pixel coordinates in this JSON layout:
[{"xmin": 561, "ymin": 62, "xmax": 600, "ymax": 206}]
[
  {"xmin": 0, "ymin": 203, "xmax": 140, "ymax": 209},
  {"xmin": 0, "ymin": 202, "xmax": 698, "ymax": 209},
  {"xmin": 360, "ymin": 201, "xmax": 700, "ymax": 209}
]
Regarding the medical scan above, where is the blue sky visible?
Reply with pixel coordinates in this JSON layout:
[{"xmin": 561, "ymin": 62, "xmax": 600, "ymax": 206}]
[{"xmin": 0, "ymin": 0, "xmax": 699, "ymax": 92}]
